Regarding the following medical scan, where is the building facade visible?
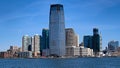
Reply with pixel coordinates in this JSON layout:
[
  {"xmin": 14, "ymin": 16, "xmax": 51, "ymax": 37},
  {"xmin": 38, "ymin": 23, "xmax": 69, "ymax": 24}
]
[
  {"xmin": 41, "ymin": 29, "xmax": 49, "ymax": 56},
  {"xmin": 80, "ymin": 47, "xmax": 93, "ymax": 57},
  {"xmin": 22, "ymin": 35, "xmax": 32, "ymax": 52},
  {"xmin": 74, "ymin": 34, "xmax": 79, "ymax": 47},
  {"xmin": 92, "ymin": 28, "xmax": 101, "ymax": 55},
  {"xmin": 33, "ymin": 34, "xmax": 40, "ymax": 53},
  {"xmin": 18, "ymin": 51, "xmax": 32, "ymax": 58},
  {"xmin": 66, "ymin": 46, "xmax": 80, "ymax": 56},
  {"xmin": 83, "ymin": 28, "xmax": 102, "ymax": 56},
  {"xmin": 49, "ymin": 4, "xmax": 66, "ymax": 56},
  {"xmin": 83, "ymin": 35, "xmax": 93, "ymax": 49},
  {"xmin": 65, "ymin": 28, "xmax": 76, "ymax": 47},
  {"xmin": 41, "ymin": 29, "xmax": 49, "ymax": 51},
  {"xmin": 108, "ymin": 40, "xmax": 119, "ymax": 52}
]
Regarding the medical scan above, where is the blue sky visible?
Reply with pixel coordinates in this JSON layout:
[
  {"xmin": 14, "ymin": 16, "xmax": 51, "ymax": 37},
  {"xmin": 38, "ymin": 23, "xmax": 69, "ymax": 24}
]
[{"xmin": 0, "ymin": 0, "xmax": 120, "ymax": 51}]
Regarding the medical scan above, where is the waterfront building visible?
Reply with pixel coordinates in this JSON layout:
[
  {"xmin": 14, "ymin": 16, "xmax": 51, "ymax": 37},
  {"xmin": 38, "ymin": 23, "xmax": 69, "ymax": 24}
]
[
  {"xmin": 74, "ymin": 34, "xmax": 79, "ymax": 47},
  {"xmin": 66, "ymin": 46, "xmax": 80, "ymax": 57},
  {"xmin": 42, "ymin": 49, "xmax": 50, "ymax": 56},
  {"xmin": 0, "ymin": 51, "xmax": 10, "ymax": 58},
  {"xmin": 32, "ymin": 37, "xmax": 34, "ymax": 52},
  {"xmin": 100, "ymin": 33, "xmax": 102, "ymax": 52},
  {"xmin": 83, "ymin": 28, "xmax": 102, "ymax": 56},
  {"xmin": 7, "ymin": 46, "xmax": 19, "ymax": 58},
  {"xmin": 80, "ymin": 47, "xmax": 93, "ymax": 57},
  {"xmin": 18, "ymin": 51, "xmax": 32, "ymax": 58},
  {"xmin": 22, "ymin": 35, "xmax": 32, "ymax": 52},
  {"xmin": 65, "ymin": 28, "xmax": 79, "ymax": 56},
  {"xmin": 65, "ymin": 28, "xmax": 76, "ymax": 47},
  {"xmin": 33, "ymin": 34, "xmax": 40, "ymax": 53},
  {"xmin": 41, "ymin": 29, "xmax": 49, "ymax": 51},
  {"xmin": 49, "ymin": 4, "xmax": 66, "ymax": 56},
  {"xmin": 108, "ymin": 40, "xmax": 119, "ymax": 52},
  {"xmin": 18, "ymin": 47, "xmax": 22, "ymax": 52},
  {"xmin": 83, "ymin": 35, "xmax": 93, "ymax": 49},
  {"xmin": 92, "ymin": 28, "xmax": 101, "ymax": 55},
  {"xmin": 32, "ymin": 34, "xmax": 41, "ymax": 57}
]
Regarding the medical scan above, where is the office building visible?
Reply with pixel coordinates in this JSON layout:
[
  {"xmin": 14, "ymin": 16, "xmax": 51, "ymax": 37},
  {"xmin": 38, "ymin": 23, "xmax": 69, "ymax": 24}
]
[
  {"xmin": 74, "ymin": 34, "xmax": 79, "ymax": 47},
  {"xmin": 49, "ymin": 4, "xmax": 66, "ymax": 56},
  {"xmin": 22, "ymin": 35, "xmax": 32, "ymax": 52},
  {"xmin": 80, "ymin": 47, "xmax": 93, "ymax": 57},
  {"xmin": 66, "ymin": 46, "xmax": 80, "ymax": 56},
  {"xmin": 18, "ymin": 51, "xmax": 32, "ymax": 58},
  {"xmin": 108, "ymin": 40, "xmax": 119, "ymax": 52},
  {"xmin": 83, "ymin": 35, "xmax": 93, "ymax": 49},
  {"xmin": 92, "ymin": 28, "xmax": 101, "ymax": 55},
  {"xmin": 65, "ymin": 28, "xmax": 76, "ymax": 47},
  {"xmin": 41, "ymin": 29, "xmax": 49, "ymax": 56},
  {"xmin": 41, "ymin": 29, "xmax": 49, "ymax": 51}
]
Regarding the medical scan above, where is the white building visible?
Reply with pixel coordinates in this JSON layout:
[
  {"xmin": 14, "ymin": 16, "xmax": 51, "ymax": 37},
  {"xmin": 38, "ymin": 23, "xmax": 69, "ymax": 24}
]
[
  {"xmin": 22, "ymin": 35, "xmax": 32, "ymax": 52},
  {"xmin": 80, "ymin": 47, "xmax": 93, "ymax": 57}
]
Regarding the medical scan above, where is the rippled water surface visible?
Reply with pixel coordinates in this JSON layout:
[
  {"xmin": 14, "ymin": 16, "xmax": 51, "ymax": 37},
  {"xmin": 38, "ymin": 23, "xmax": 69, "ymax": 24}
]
[{"xmin": 0, "ymin": 57, "xmax": 120, "ymax": 68}]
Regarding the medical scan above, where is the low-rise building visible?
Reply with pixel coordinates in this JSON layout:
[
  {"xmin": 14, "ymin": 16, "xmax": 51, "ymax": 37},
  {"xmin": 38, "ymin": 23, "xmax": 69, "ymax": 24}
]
[
  {"xmin": 66, "ymin": 46, "xmax": 80, "ymax": 57},
  {"xmin": 0, "ymin": 51, "xmax": 10, "ymax": 58},
  {"xmin": 18, "ymin": 51, "xmax": 32, "ymax": 58},
  {"xmin": 80, "ymin": 47, "xmax": 93, "ymax": 57}
]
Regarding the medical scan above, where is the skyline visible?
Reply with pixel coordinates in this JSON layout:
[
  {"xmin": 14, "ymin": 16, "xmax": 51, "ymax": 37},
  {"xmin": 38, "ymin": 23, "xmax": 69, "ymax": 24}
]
[{"xmin": 0, "ymin": 0, "xmax": 120, "ymax": 51}]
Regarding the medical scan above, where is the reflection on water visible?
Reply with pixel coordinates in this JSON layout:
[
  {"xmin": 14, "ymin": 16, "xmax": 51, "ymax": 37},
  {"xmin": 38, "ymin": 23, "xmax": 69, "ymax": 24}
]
[{"xmin": 0, "ymin": 58, "xmax": 120, "ymax": 68}]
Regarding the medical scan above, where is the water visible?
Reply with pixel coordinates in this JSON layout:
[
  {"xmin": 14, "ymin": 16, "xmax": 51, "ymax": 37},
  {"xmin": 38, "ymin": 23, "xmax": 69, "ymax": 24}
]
[{"xmin": 0, "ymin": 57, "xmax": 120, "ymax": 68}]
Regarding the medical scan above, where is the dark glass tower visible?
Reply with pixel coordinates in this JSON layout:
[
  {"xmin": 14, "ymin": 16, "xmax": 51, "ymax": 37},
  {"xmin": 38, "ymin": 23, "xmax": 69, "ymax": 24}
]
[
  {"xmin": 41, "ymin": 29, "xmax": 49, "ymax": 51},
  {"xmin": 49, "ymin": 4, "xmax": 66, "ymax": 56},
  {"xmin": 92, "ymin": 28, "xmax": 101, "ymax": 55},
  {"xmin": 84, "ymin": 35, "xmax": 93, "ymax": 49}
]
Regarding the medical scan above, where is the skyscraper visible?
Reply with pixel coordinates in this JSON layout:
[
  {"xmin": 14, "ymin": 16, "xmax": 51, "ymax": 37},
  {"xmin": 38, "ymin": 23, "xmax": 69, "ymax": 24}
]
[
  {"xmin": 49, "ymin": 4, "xmax": 66, "ymax": 56},
  {"xmin": 40, "ymin": 29, "xmax": 49, "ymax": 56},
  {"xmin": 65, "ymin": 28, "xmax": 79, "ymax": 56},
  {"xmin": 33, "ymin": 34, "xmax": 40, "ymax": 53},
  {"xmin": 41, "ymin": 28, "xmax": 49, "ymax": 51},
  {"xmin": 92, "ymin": 28, "xmax": 101, "ymax": 55},
  {"xmin": 65, "ymin": 28, "xmax": 79, "ymax": 47},
  {"xmin": 74, "ymin": 34, "xmax": 79, "ymax": 47},
  {"xmin": 22, "ymin": 35, "xmax": 32, "ymax": 52},
  {"xmin": 65, "ymin": 28, "xmax": 75, "ymax": 47}
]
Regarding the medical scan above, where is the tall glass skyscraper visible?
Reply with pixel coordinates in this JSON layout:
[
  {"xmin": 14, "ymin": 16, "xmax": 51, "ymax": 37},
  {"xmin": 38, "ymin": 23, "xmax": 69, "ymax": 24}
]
[
  {"xmin": 49, "ymin": 4, "xmax": 66, "ymax": 56},
  {"xmin": 41, "ymin": 28, "xmax": 49, "ymax": 51}
]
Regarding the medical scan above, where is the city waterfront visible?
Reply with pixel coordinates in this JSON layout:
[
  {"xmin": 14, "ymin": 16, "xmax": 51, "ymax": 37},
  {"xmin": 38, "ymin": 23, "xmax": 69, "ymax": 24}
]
[{"xmin": 0, "ymin": 57, "xmax": 120, "ymax": 68}]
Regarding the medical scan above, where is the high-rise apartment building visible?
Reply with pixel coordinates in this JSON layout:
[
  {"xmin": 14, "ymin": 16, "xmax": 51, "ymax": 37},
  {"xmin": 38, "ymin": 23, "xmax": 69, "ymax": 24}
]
[
  {"xmin": 32, "ymin": 37, "xmax": 34, "ymax": 52},
  {"xmin": 49, "ymin": 4, "xmax": 66, "ymax": 56},
  {"xmin": 65, "ymin": 28, "xmax": 75, "ymax": 47},
  {"xmin": 22, "ymin": 35, "xmax": 32, "ymax": 52},
  {"xmin": 33, "ymin": 34, "xmax": 40, "ymax": 53},
  {"xmin": 65, "ymin": 28, "xmax": 79, "ymax": 56}
]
